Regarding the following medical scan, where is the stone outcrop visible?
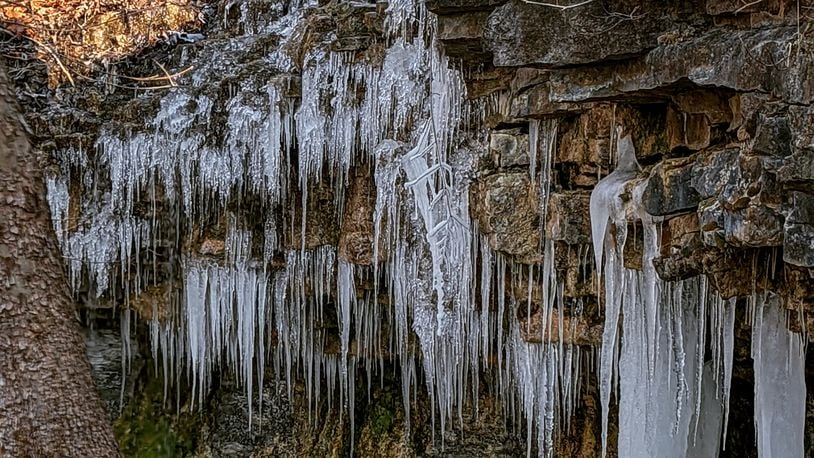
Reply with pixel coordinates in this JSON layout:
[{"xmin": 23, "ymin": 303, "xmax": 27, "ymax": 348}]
[{"xmin": 433, "ymin": 0, "xmax": 814, "ymax": 318}]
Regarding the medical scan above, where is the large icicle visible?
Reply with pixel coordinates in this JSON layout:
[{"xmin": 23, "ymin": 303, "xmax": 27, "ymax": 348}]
[
  {"xmin": 751, "ymin": 292, "xmax": 806, "ymax": 457},
  {"xmin": 590, "ymin": 134, "xmax": 723, "ymax": 458},
  {"xmin": 589, "ymin": 134, "xmax": 640, "ymax": 457},
  {"xmin": 721, "ymin": 298, "xmax": 736, "ymax": 446}
]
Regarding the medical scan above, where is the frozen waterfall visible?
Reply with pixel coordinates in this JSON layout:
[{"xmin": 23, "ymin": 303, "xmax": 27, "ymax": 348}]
[{"xmin": 42, "ymin": 0, "xmax": 808, "ymax": 456}]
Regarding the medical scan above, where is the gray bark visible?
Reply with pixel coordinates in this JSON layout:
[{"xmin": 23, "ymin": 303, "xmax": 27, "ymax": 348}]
[{"xmin": 0, "ymin": 64, "xmax": 120, "ymax": 456}]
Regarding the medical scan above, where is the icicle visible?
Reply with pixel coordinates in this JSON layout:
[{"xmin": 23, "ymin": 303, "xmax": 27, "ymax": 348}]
[
  {"xmin": 590, "ymin": 133, "xmax": 721, "ymax": 458},
  {"xmin": 528, "ymin": 120, "xmax": 539, "ymax": 183},
  {"xmin": 721, "ymin": 298, "xmax": 735, "ymax": 448},
  {"xmin": 752, "ymin": 292, "xmax": 805, "ymax": 457},
  {"xmin": 590, "ymin": 134, "xmax": 640, "ymax": 458},
  {"xmin": 45, "ymin": 176, "xmax": 69, "ymax": 247},
  {"xmin": 337, "ymin": 260, "xmax": 355, "ymax": 423},
  {"xmin": 687, "ymin": 362, "xmax": 723, "ymax": 456}
]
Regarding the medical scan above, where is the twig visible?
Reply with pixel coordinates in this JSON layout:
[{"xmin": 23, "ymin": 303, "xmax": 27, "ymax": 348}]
[
  {"xmin": 520, "ymin": 0, "xmax": 595, "ymax": 10},
  {"xmin": 120, "ymin": 64, "xmax": 193, "ymax": 83},
  {"xmin": 0, "ymin": 27, "xmax": 74, "ymax": 86},
  {"xmin": 152, "ymin": 59, "xmax": 177, "ymax": 86},
  {"xmin": 72, "ymin": 71, "xmax": 187, "ymax": 91},
  {"xmin": 734, "ymin": 0, "xmax": 764, "ymax": 14}
]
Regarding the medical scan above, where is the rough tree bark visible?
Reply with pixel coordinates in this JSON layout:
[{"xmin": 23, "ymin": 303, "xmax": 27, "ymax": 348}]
[{"xmin": 0, "ymin": 64, "xmax": 119, "ymax": 455}]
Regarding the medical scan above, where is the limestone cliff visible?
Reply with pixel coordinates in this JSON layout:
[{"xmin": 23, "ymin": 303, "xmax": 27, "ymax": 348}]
[{"xmin": 1, "ymin": 0, "xmax": 812, "ymax": 456}]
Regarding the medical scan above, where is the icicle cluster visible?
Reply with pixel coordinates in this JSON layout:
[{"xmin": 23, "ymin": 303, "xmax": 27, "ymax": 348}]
[
  {"xmin": 46, "ymin": 0, "xmax": 507, "ymax": 449},
  {"xmin": 750, "ymin": 292, "xmax": 806, "ymax": 457},
  {"xmin": 588, "ymin": 134, "xmax": 807, "ymax": 457}
]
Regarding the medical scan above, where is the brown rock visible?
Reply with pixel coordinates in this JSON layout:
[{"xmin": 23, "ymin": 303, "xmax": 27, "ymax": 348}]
[
  {"xmin": 128, "ymin": 285, "xmax": 171, "ymax": 323},
  {"xmin": 436, "ymin": 11, "xmax": 492, "ymax": 64},
  {"xmin": 288, "ymin": 180, "xmax": 340, "ymax": 250},
  {"xmin": 200, "ymin": 238, "xmax": 226, "ymax": 256},
  {"xmin": 654, "ymin": 213, "xmax": 704, "ymax": 281},
  {"xmin": 466, "ymin": 67, "xmax": 515, "ymax": 99},
  {"xmin": 507, "ymin": 81, "xmax": 586, "ymax": 120},
  {"xmin": 671, "ymin": 89, "xmax": 733, "ymax": 125},
  {"xmin": 437, "ymin": 11, "xmax": 489, "ymax": 39},
  {"xmin": 546, "ymin": 192, "xmax": 592, "ymax": 245},
  {"xmin": 518, "ymin": 305, "xmax": 602, "ymax": 346},
  {"xmin": 642, "ymin": 156, "xmax": 701, "ymax": 216},
  {"xmin": 338, "ymin": 165, "xmax": 379, "ymax": 265},
  {"xmin": 472, "ymin": 172, "xmax": 541, "ymax": 263},
  {"xmin": 667, "ymin": 106, "xmax": 711, "ymax": 151},
  {"xmin": 558, "ymin": 105, "xmax": 667, "ymax": 176},
  {"xmin": 490, "ymin": 129, "xmax": 529, "ymax": 168}
]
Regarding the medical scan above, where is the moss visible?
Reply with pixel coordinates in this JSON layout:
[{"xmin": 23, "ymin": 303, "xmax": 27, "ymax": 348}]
[
  {"xmin": 368, "ymin": 392, "xmax": 395, "ymax": 438},
  {"xmin": 113, "ymin": 373, "xmax": 201, "ymax": 457}
]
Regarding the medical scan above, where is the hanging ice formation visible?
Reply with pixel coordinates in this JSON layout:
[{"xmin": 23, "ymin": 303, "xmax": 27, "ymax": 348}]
[
  {"xmin": 588, "ymin": 133, "xmax": 808, "ymax": 458},
  {"xmin": 42, "ymin": 0, "xmax": 808, "ymax": 455},
  {"xmin": 751, "ymin": 292, "xmax": 806, "ymax": 457},
  {"xmin": 45, "ymin": 0, "xmax": 511, "ymax": 447}
]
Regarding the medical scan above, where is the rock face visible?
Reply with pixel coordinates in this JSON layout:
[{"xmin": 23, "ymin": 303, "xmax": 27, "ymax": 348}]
[
  {"xmin": 483, "ymin": 0, "xmax": 679, "ymax": 68},
  {"xmin": 450, "ymin": 0, "xmax": 814, "ymax": 303},
  {"xmin": 473, "ymin": 172, "xmax": 542, "ymax": 263},
  {"xmin": 3, "ymin": 0, "xmax": 814, "ymax": 456}
]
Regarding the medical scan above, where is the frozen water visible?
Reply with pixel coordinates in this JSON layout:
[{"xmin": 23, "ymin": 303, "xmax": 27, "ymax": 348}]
[
  {"xmin": 589, "ymin": 135, "xmax": 729, "ymax": 458},
  {"xmin": 751, "ymin": 292, "xmax": 806, "ymax": 457},
  {"xmin": 43, "ymin": 1, "xmax": 780, "ymax": 456}
]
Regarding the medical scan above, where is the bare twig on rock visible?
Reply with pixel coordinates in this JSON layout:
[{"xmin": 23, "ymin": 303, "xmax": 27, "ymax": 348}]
[
  {"xmin": 734, "ymin": 0, "xmax": 765, "ymax": 14},
  {"xmin": 520, "ymin": 0, "xmax": 595, "ymax": 10}
]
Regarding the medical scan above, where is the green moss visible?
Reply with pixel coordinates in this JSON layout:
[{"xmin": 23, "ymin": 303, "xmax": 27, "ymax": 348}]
[
  {"xmin": 114, "ymin": 375, "xmax": 201, "ymax": 457},
  {"xmin": 368, "ymin": 392, "xmax": 395, "ymax": 438}
]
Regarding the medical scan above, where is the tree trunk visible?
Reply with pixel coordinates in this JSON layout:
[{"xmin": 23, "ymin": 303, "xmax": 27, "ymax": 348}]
[{"xmin": 0, "ymin": 64, "xmax": 119, "ymax": 456}]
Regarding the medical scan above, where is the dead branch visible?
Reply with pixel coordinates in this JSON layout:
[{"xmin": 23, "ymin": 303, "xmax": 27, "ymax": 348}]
[
  {"xmin": 152, "ymin": 58, "xmax": 177, "ymax": 86},
  {"xmin": 520, "ymin": 0, "xmax": 595, "ymax": 10},
  {"xmin": 0, "ymin": 26, "xmax": 73, "ymax": 85},
  {"xmin": 119, "ymin": 65, "xmax": 193, "ymax": 82},
  {"xmin": 734, "ymin": 0, "xmax": 765, "ymax": 14}
]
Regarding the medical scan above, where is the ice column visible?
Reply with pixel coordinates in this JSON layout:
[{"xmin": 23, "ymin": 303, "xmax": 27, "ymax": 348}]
[{"xmin": 751, "ymin": 292, "xmax": 806, "ymax": 457}]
